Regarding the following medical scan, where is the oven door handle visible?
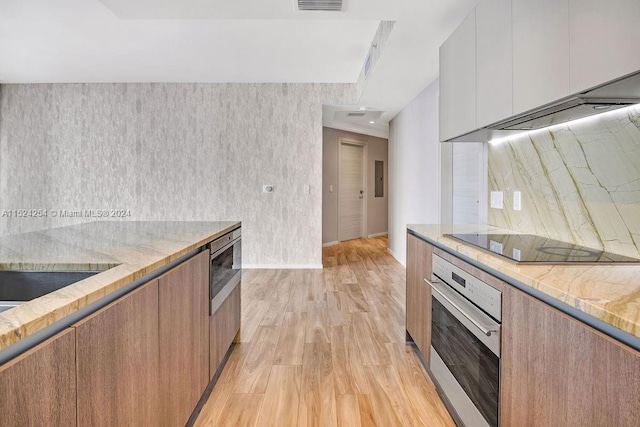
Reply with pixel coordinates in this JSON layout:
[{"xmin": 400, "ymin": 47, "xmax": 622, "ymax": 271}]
[{"xmin": 426, "ymin": 278, "xmax": 499, "ymax": 337}]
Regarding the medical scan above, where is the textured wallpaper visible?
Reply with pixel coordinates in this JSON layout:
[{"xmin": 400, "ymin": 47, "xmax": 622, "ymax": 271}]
[
  {"xmin": 0, "ymin": 83, "xmax": 357, "ymax": 267},
  {"xmin": 488, "ymin": 105, "xmax": 640, "ymax": 258}
]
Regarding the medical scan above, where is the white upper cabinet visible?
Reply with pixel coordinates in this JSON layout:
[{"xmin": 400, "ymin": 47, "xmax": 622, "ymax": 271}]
[
  {"xmin": 569, "ymin": 0, "xmax": 640, "ymax": 93},
  {"xmin": 476, "ymin": 0, "xmax": 512, "ymax": 128},
  {"xmin": 439, "ymin": 0, "xmax": 640, "ymax": 141},
  {"xmin": 440, "ymin": 9, "xmax": 476, "ymax": 142},
  {"xmin": 512, "ymin": 0, "xmax": 570, "ymax": 115}
]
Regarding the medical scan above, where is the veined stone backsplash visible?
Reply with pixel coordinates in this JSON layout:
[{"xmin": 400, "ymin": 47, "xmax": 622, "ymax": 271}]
[{"xmin": 488, "ymin": 104, "xmax": 640, "ymax": 258}]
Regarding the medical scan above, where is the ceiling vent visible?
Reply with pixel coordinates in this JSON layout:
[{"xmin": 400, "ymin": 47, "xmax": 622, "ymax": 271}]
[
  {"xmin": 297, "ymin": 0, "xmax": 343, "ymax": 11},
  {"xmin": 347, "ymin": 112, "xmax": 366, "ymax": 117}
]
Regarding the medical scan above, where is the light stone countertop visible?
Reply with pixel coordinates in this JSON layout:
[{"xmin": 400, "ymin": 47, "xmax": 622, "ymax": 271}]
[
  {"xmin": 408, "ymin": 224, "xmax": 640, "ymax": 344},
  {"xmin": 0, "ymin": 221, "xmax": 240, "ymax": 351}
]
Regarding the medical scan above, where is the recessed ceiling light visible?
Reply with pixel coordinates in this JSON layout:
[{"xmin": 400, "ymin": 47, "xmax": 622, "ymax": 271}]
[{"xmin": 369, "ymin": 120, "xmax": 375, "ymax": 124}]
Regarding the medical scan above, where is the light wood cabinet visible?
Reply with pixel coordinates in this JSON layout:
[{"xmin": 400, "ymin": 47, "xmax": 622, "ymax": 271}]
[
  {"xmin": 569, "ymin": 0, "xmax": 640, "ymax": 93},
  {"xmin": 158, "ymin": 250, "xmax": 210, "ymax": 426},
  {"xmin": 75, "ymin": 280, "xmax": 160, "ymax": 427},
  {"xmin": 406, "ymin": 233, "xmax": 433, "ymax": 359},
  {"xmin": 210, "ymin": 281, "xmax": 241, "ymax": 378},
  {"xmin": 476, "ymin": 0, "xmax": 512, "ymax": 128},
  {"xmin": 439, "ymin": 9, "xmax": 476, "ymax": 141},
  {"xmin": 512, "ymin": 0, "xmax": 569, "ymax": 115},
  {"xmin": 501, "ymin": 285, "xmax": 640, "ymax": 426},
  {"xmin": 0, "ymin": 328, "xmax": 76, "ymax": 427}
]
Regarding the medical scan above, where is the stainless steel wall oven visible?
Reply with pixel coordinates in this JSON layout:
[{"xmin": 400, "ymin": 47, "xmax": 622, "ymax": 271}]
[
  {"xmin": 208, "ymin": 227, "xmax": 241, "ymax": 315},
  {"xmin": 427, "ymin": 254, "xmax": 502, "ymax": 427}
]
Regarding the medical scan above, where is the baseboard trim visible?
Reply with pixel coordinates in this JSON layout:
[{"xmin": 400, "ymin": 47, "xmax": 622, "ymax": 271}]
[
  {"xmin": 367, "ymin": 231, "xmax": 388, "ymax": 238},
  {"xmin": 387, "ymin": 247, "xmax": 405, "ymax": 267},
  {"xmin": 322, "ymin": 241, "xmax": 339, "ymax": 247},
  {"xmin": 243, "ymin": 264, "xmax": 323, "ymax": 269}
]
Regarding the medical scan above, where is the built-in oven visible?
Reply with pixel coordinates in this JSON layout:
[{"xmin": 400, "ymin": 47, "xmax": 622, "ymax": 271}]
[
  {"xmin": 427, "ymin": 254, "xmax": 502, "ymax": 427},
  {"xmin": 208, "ymin": 227, "xmax": 241, "ymax": 315}
]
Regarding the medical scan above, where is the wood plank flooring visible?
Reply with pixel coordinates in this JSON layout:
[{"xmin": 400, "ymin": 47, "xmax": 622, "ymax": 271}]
[{"xmin": 195, "ymin": 237, "xmax": 454, "ymax": 427}]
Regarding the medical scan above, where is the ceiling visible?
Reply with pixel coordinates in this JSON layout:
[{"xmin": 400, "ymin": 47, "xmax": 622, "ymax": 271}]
[{"xmin": 0, "ymin": 0, "xmax": 479, "ymax": 135}]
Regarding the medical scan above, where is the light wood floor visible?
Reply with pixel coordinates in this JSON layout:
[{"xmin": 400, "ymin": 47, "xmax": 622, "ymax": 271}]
[{"xmin": 195, "ymin": 237, "xmax": 454, "ymax": 426}]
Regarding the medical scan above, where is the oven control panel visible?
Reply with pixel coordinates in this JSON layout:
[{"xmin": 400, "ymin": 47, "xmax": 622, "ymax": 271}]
[{"xmin": 432, "ymin": 254, "xmax": 502, "ymax": 321}]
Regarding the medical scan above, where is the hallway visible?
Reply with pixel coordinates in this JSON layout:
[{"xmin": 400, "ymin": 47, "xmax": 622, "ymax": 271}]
[{"xmin": 195, "ymin": 237, "xmax": 453, "ymax": 426}]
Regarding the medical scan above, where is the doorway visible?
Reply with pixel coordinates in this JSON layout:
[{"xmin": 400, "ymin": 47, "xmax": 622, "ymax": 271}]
[
  {"xmin": 338, "ymin": 140, "xmax": 366, "ymax": 241},
  {"xmin": 452, "ymin": 142, "xmax": 488, "ymax": 224}
]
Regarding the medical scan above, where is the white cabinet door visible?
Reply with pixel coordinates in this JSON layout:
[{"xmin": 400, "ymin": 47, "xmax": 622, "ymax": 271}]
[
  {"xmin": 512, "ymin": 0, "xmax": 569, "ymax": 115},
  {"xmin": 439, "ymin": 9, "xmax": 476, "ymax": 141},
  {"xmin": 476, "ymin": 0, "xmax": 512, "ymax": 128},
  {"xmin": 569, "ymin": 0, "xmax": 640, "ymax": 93}
]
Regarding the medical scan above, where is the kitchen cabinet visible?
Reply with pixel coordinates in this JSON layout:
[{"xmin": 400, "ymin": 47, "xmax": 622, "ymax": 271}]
[
  {"xmin": 512, "ymin": 0, "xmax": 569, "ymax": 115},
  {"xmin": 439, "ymin": 9, "xmax": 476, "ymax": 141},
  {"xmin": 0, "ymin": 329, "xmax": 76, "ymax": 427},
  {"xmin": 501, "ymin": 286, "xmax": 640, "ymax": 426},
  {"xmin": 406, "ymin": 233, "xmax": 433, "ymax": 359},
  {"xmin": 158, "ymin": 250, "xmax": 210, "ymax": 426},
  {"xmin": 75, "ymin": 280, "xmax": 160, "ymax": 426},
  {"xmin": 569, "ymin": 0, "xmax": 640, "ymax": 93},
  {"xmin": 476, "ymin": 0, "xmax": 512, "ymax": 128},
  {"xmin": 440, "ymin": 0, "xmax": 640, "ymax": 141},
  {"xmin": 210, "ymin": 281, "xmax": 241, "ymax": 378}
]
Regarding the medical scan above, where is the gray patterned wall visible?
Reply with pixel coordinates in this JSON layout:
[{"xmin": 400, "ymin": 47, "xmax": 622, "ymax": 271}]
[
  {"xmin": 0, "ymin": 83, "xmax": 357, "ymax": 267},
  {"xmin": 488, "ymin": 105, "xmax": 640, "ymax": 258}
]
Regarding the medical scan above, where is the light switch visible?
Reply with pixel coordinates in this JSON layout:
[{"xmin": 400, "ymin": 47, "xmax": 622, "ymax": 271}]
[
  {"xmin": 329, "ymin": 185, "xmax": 333, "ymax": 193},
  {"xmin": 304, "ymin": 185, "xmax": 310, "ymax": 194},
  {"xmin": 490, "ymin": 191, "xmax": 504, "ymax": 209},
  {"xmin": 513, "ymin": 191, "xmax": 522, "ymax": 211}
]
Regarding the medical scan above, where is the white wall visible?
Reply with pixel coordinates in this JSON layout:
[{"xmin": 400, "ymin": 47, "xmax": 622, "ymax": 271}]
[
  {"xmin": 322, "ymin": 127, "xmax": 388, "ymax": 245},
  {"xmin": 388, "ymin": 79, "xmax": 442, "ymax": 265},
  {"xmin": 0, "ymin": 83, "xmax": 356, "ymax": 267}
]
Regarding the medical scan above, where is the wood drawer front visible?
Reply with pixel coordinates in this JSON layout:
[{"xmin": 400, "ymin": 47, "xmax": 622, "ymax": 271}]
[
  {"xmin": 210, "ymin": 282, "xmax": 241, "ymax": 379},
  {"xmin": 406, "ymin": 234, "xmax": 433, "ymax": 358},
  {"xmin": 158, "ymin": 250, "xmax": 210, "ymax": 426},
  {"xmin": 502, "ymin": 286, "xmax": 640, "ymax": 426},
  {"xmin": 0, "ymin": 328, "xmax": 76, "ymax": 427},
  {"xmin": 75, "ymin": 280, "xmax": 160, "ymax": 427}
]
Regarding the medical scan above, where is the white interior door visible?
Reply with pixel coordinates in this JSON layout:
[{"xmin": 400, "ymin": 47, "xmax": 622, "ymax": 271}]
[
  {"xmin": 339, "ymin": 142, "xmax": 365, "ymax": 241},
  {"xmin": 452, "ymin": 142, "xmax": 487, "ymax": 224}
]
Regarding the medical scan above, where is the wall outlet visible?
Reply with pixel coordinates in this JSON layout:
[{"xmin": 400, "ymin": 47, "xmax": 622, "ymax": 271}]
[
  {"xmin": 513, "ymin": 248, "xmax": 521, "ymax": 261},
  {"xmin": 490, "ymin": 191, "xmax": 504, "ymax": 209},
  {"xmin": 263, "ymin": 185, "xmax": 274, "ymax": 193},
  {"xmin": 489, "ymin": 240, "xmax": 503, "ymax": 255},
  {"xmin": 513, "ymin": 191, "xmax": 522, "ymax": 211},
  {"xmin": 304, "ymin": 185, "xmax": 310, "ymax": 194}
]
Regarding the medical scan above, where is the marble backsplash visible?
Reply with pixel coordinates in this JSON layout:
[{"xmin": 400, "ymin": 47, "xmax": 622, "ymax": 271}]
[{"xmin": 488, "ymin": 105, "xmax": 640, "ymax": 258}]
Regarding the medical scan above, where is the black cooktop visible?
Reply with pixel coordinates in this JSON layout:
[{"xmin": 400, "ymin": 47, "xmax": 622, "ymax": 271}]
[{"xmin": 445, "ymin": 233, "xmax": 640, "ymax": 264}]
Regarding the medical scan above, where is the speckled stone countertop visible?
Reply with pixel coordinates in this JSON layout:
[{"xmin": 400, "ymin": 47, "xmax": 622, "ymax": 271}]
[
  {"xmin": 408, "ymin": 224, "xmax": 640, "ymax": 342},
  {"xmin": 0, "ymin": 221, "xmax": 240, "ymax": 350}
]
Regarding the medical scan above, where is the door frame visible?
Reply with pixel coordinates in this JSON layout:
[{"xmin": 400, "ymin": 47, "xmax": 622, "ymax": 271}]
[{"xmin": 337, "ymin": 138, "xmax": 367, "ymax": 241}]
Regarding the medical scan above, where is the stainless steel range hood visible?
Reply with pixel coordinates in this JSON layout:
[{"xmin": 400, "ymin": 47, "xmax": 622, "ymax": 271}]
[{"xmin": 448, "ymin": 70, "xmax": 640, "ymax": 142}]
